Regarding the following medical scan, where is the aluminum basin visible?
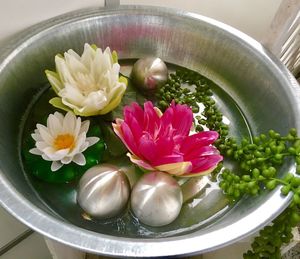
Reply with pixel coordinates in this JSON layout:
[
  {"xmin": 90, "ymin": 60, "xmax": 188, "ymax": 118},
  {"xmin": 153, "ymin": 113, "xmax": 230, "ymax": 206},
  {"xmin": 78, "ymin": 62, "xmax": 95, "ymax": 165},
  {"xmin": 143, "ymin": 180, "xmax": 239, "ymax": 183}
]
[{"xmin": 0, "ymin": 5, "xmax": 300, "ymax": 258}]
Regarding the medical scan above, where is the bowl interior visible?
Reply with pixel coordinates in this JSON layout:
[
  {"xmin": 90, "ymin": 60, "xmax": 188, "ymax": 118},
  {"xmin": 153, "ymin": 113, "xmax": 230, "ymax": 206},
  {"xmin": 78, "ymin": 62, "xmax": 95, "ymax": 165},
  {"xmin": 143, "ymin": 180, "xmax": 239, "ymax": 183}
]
[{"xmin": 0, "ymin": 5, "xmax": 299, "ymax": 257}]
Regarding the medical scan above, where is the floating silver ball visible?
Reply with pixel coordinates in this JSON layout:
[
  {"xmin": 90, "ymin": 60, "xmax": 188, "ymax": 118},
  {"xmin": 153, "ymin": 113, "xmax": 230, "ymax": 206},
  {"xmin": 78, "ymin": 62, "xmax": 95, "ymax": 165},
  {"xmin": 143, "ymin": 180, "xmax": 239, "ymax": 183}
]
[
  {"xmin": 131, "ymin": 57, "xmax": 168, "ymax": 92},
  {"xmin": 131, "ymin": 171, "xmax": 183, "ymax": 227},
  {"xmin": 77, "ymin": 164, "xmax": 130, "ymax": 219}
]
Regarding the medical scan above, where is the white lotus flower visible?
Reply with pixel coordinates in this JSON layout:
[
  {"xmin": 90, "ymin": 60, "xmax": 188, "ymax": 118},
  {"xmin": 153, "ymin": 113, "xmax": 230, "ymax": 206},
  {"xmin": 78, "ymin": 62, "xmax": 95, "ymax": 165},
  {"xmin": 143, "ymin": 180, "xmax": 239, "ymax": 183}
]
[
  {"xmin": 29, "ymin": 112, "xmax": 99, "ymax": 171},
  {"xmin": 45, "ymin": 43, "xmax": 127, "ymax": 116}
]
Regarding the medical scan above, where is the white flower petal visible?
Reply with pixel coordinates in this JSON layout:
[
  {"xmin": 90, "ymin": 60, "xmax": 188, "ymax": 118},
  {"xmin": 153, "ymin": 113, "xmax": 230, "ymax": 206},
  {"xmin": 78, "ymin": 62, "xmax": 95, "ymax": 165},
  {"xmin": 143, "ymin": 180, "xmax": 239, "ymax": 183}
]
[
  {"xmin": 31, "ymin": 111, "xmax": 99, "ymax": 170},
  {"xmin": 48, "ymin": 44, "xmax": 127, "ymax": 116},
  {"xmin": 47, "ymin": 113, "xmax": 63, "ymax": 136},
  {"xmin": 42, "ymin": 154, "xmax": 52, "ymax": 161},
  {"xmin": 29, "ymin": 148, "xmax": 42, "ymax": 155},
  {"xmin": 60, "ymin": 83, "xmax": 86, "ymax": 108},
  {"xmin": 63, "ymin": 112, "xmax": 76, "ymax": 133},
  {"xmin": 51, "ymin": 161, "xmax": 63, "ymax": 172},
  {"xmin": 65, "ymin": 52, "xmax": 89, "ymax": 75},
  {"xmin": 61, "ymin": 156, "xmax": 73, "ymax": 164},
  {"xmin": 46, "ymin": 72, "xmax": 63, "ymax": 93},
  {"xmin": 81, "ymin": 44, "xmax": 96, "ymax": 67},
  {"xmin": 82, "ymin": 92, "xmax": 107, "ymax": 111},
  {"xmin": 43, "ymin": 147, "xmax": 69, "ymax": 161},
  {"xmin": 80, "ymin": 120, "xmax": 90, "ymax": 134},
  {"xmin": 55, "ymin": 56, "xmax": 76, "ymax": 85},
  {"xmin": 36, "ymin": 124, "xmax": 53, "ymax": 145},
  {"xmin": 104, "ymin": 47, "xmax": 114, "ymax": 66},
  {"xmin": 106, "ymin": 81, "xmax": 126, "ymax": 101},
  {"xmin": 78, "ymin": 142, "xmax": 89, "ymax": 154},
  {"xmin": 67, "ymin": 49, "xmax": 81, "ymax": 61},
  {"xmin": 36, "ymin": 141, "xmax": 49, "ymax": 151},
  {"xmin": 54, "ymin": 112, "xmax": 64, "ymax": 124},
  {"xmin": 73, "ymin": 153, "xmax": 86, "ymax": 166},
  {"xmin": 86, "ymin": 137, "xmax": 99, "ymax": 147},
  {"xmin": 74, "ymin": 132, "xmax": 86, "ymax": 150},
  {"xmin": 31, "ymin": 133, "xmax": 42, "ymax": 142}
]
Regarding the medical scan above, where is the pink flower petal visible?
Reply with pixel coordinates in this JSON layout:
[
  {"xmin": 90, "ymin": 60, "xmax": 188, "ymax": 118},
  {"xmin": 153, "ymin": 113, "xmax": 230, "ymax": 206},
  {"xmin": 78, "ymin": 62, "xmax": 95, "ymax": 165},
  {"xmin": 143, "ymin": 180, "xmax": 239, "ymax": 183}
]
[
  {"xmin": 190, "ymin": 155, "xmax": 223, "ymax": 173},
  {"xmin": 170, "ymin": 102, "xmax": 193, "ymax": 136},
  {"xmin": 123, "ymin": 113, "xmax": 143, "ymax": 143},
  {"xmin": 112, "ymin": 121, "xmax": 123, "ymax": 140},
  {"xmin": 184, "ymin": 146, "xmax": 220, "ymax": 161},
  {"xmin": 137, "ymin": 133, "xmax": 156, "ymax": 162},
  {"xmin": 113, "ymin": 120, "xmax": 139, "ymax": 156},
  {"xmin": 160, "ymin": 106, "xmax": 174, "ymax": 131},
  {"xmin": 180, "ymin": 131, "xmax": 219, "ymax": 154},
  {"xmin": 120, "ymin": 122, "xmax": 140, "ymax": 156},
  {"xmin": 151, "ymin": 154, "xmax": 184, "ymax": 166},
  {"xmin": 154, "ymin": 136, "xmax": 176, "ymax": 157},
  {"xmin": 124, "ymin": 102, "xmax": 144, "ymax": 124},
  {"xmin": 143, "ymin": 101, "xmax": 160, "ymax": 135},
  {"xmin": 113, "ymin": 101, "xmax": 222, "ymax": 178}
]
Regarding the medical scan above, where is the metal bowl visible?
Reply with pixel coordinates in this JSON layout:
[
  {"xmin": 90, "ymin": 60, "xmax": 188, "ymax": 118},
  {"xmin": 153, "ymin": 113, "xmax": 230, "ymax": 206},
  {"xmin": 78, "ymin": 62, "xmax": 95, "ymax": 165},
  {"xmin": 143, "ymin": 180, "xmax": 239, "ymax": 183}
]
[{"xmin": 0, "ymin": 5, "xmax": 299, "ymax": 258}]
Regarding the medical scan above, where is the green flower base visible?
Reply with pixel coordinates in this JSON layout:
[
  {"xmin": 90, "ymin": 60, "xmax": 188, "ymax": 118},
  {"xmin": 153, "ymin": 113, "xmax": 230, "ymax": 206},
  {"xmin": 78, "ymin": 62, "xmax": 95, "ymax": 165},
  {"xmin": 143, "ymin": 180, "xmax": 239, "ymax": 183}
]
[{"xmin": 23, "ymin": 123, "xmax": 105, "ymax": 184}]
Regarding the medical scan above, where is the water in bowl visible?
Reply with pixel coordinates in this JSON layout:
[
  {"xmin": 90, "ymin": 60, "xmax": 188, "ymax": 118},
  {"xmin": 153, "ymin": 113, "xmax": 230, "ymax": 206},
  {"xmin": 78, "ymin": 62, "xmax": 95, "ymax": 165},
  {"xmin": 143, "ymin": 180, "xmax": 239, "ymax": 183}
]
[{"xmin": 20, "ymin": 61, "xmax": 252, "ymax": 238}]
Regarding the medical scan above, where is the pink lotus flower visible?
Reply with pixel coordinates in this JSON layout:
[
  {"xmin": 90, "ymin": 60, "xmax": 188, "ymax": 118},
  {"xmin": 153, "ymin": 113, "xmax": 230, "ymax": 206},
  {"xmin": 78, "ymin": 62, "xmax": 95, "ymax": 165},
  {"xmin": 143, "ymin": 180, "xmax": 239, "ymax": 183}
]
[{"xmin": 112, "ymin": 101, "xmax": 223, "ymax": 177}]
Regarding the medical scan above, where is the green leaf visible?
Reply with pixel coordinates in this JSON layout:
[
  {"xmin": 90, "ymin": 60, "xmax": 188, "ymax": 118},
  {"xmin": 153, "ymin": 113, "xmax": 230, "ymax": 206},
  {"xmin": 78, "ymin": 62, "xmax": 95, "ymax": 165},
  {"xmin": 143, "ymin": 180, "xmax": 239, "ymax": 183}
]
[
  {"xmin": 90, "ymin": 44, "xmax": 98, "ymax": 51},
  {"xmin": 99, "ymin": 120, "xmax": 127, "ymax": 157},
  {"xmin": 112, "ymin": 50, "xmax": 118, "ymax": 63},
  {"xmin": 45, "ymin": 70, "xmax": 62, "ymax": 94}
]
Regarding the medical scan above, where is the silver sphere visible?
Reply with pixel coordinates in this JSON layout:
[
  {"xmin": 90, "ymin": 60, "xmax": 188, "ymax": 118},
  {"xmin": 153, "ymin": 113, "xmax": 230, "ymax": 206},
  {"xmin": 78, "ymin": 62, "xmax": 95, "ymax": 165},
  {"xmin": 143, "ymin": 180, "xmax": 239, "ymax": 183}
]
[
  {"xmin": 77, "ymin": 164, "xmax": 130, "ymax": 219},
  {"xmin": 131, "ymin": 57, "xmax": 168, "ymax": 91},
  {"xmin": 131, "ymin": 171, "xmax": 183, "ymax": 227}
]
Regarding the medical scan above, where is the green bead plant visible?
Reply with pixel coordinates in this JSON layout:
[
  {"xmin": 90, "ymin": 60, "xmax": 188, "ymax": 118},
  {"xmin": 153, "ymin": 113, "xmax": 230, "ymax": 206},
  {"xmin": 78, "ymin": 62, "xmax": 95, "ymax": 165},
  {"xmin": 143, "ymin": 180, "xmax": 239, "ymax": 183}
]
[{"xmin": 157, "ymin": 69, "xmax": 300, "ymax": 259}]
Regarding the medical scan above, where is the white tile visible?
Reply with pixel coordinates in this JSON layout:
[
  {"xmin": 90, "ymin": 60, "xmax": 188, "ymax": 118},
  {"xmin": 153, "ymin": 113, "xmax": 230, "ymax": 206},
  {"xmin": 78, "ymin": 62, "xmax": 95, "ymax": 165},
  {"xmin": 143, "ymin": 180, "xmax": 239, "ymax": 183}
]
[
  {"xmin": 45, "ymin": 238, "xmax": 85, "ymax": 259},
  {"xmin": 0, "ymin": 206, "xmax": 28, "ymax": 248},
  {"xmin": 1, "ymin": 233, "xmax": 52, "ymax": 259},
  {"xmin": 203, "ymin": 242, "xmax": 252, "ymax": 259}
]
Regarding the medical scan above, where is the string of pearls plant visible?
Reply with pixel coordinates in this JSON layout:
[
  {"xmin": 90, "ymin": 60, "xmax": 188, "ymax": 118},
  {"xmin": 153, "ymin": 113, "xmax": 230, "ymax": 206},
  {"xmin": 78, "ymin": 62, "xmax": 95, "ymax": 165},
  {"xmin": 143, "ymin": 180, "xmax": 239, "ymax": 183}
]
[{"xmin": 157, "ymin": 68, "xmax": 300, "ymax": 259}]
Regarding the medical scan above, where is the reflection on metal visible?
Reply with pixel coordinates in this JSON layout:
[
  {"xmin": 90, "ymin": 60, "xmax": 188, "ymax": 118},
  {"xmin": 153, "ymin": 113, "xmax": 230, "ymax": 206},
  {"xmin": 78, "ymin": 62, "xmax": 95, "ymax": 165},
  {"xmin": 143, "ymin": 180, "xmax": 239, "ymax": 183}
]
[
  {"xmin": 0, "ymin": 5, "xmax": 299, "ymax": 257},
  {"xmin": 131, "ymin": 57, "xmax": 168, "ymax": 92},
  {"xmin": 131, "ymin": 172, "xmax": 183, "ymax": 227},
  {"xmin": 181, "ymin": 176, "xmax": 210, "ymax": 203},
  {"xmin": 264, "ymin": 0, "xmax": 300, "ymax": 80},
  {"xmin": 77, "ymin": 164, "xmax": 130, "ymax": 219}
]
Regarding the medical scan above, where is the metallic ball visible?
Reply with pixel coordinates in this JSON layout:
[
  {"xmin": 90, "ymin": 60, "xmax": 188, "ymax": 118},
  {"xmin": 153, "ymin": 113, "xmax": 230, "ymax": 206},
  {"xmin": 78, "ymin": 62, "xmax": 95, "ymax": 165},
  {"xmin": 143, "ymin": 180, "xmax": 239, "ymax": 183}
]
[
  {"xmin": 131, "ymin": 171, "xmax": 183, "ymax": 227},
  {"xmin": 77, "ymin": 164, "xmax": 130, "ymax": 219},
  {"xmin": 131, "ymin": 57, "xmax": 168, "ymax": 92}
]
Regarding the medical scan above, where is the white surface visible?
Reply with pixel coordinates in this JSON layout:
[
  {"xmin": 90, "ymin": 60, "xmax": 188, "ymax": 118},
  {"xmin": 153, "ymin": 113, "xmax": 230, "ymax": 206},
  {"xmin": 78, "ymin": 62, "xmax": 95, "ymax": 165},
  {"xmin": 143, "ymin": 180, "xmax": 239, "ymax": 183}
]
[
  {"xmin": 45, "ymin": 238, "xmax": 85, "ymax": 259},
  {"xmin": 1, "ymin": 233, "xmax": 51, "ymax": 259},
  {"xmin": 0, "ymin": 206, "xmax": 28, "ymax": 248},
  {"xmin": 0, "ymin": 0, "xmax": 282, "ymax": 42},
  {"xmin": 203, "ymin": 242, "xmax": 252, "ymax": 259},
  {"xmin": 0, "ymin": 0, "xmax": 104, "ymax": 41}
]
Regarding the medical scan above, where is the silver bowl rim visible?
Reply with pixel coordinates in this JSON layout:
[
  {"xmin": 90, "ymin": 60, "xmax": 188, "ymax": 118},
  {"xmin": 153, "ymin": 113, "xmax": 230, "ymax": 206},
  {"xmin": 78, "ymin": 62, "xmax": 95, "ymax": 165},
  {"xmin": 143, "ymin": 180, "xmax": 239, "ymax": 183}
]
[{"xmin": 0, "ymin": 5, "xmax": 300, "ymax": 257}]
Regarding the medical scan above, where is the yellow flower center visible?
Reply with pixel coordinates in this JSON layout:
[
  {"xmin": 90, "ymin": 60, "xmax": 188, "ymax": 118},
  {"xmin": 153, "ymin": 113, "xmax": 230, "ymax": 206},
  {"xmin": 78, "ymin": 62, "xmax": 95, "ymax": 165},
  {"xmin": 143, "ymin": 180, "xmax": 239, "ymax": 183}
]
[{"xmin": 54, "ymin": 134, "xmax": 75, "ymax": 150}]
